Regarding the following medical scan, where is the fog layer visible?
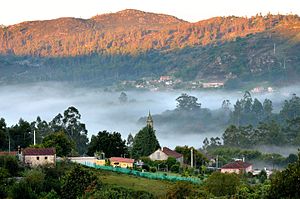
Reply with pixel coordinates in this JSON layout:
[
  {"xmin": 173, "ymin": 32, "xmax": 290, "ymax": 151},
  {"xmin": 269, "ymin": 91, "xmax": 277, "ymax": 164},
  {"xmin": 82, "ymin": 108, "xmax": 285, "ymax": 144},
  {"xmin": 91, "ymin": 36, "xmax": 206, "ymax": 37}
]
[{"xmin": 0, "ymin": 82, "xmax": 299, "ymax": 149}]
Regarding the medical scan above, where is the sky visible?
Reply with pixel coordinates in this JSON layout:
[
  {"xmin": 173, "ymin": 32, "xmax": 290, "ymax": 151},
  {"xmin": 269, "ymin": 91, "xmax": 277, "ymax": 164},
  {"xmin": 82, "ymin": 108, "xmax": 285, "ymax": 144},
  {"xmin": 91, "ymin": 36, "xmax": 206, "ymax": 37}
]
[{"xmin": 1, "ymin": 0, "xmax": 300, "ymax": 25}]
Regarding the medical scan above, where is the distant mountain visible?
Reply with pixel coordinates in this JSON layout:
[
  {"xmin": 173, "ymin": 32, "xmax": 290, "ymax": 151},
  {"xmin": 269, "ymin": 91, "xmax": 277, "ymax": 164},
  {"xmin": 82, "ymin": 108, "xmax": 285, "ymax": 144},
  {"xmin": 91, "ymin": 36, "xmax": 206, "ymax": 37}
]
[{"xmin": 0, "ymin": 10, "xmax": 299, "ymax": 87}]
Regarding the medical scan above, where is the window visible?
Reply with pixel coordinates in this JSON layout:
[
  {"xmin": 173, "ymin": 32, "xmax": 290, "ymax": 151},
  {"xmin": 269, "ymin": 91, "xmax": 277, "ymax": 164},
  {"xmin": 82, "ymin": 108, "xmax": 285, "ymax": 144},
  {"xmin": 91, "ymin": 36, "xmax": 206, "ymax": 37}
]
[
  {"xmin": 37, "ymin": 157, "xmax": 39, "ymax": 160},
  {"xmin": 45, "ymin": 157, "xmax": 48, "ymax": 160}
]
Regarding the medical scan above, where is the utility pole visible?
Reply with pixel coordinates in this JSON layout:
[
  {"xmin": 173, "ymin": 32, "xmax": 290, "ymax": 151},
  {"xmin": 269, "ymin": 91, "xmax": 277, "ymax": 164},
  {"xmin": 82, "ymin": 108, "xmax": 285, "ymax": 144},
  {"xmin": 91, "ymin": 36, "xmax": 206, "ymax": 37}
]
[
  {"xmin": 216, "ymin": 155, "xmax": 219, "ymax": 169},
  {"xmin": 191, "ymin": 148, "xmax": 193, "ymax": 168},
  {"xmin": 33, "ymin": 129, "xmax": 36, "ymax": 145}
]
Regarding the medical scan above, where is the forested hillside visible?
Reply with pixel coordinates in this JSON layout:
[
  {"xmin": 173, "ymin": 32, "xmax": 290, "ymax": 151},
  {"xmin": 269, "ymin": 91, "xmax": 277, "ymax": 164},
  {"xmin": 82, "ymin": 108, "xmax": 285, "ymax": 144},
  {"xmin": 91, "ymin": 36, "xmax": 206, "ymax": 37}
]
[{"xmin": 0, "ymin": 10, "xmax": 299, "ymax": 87}]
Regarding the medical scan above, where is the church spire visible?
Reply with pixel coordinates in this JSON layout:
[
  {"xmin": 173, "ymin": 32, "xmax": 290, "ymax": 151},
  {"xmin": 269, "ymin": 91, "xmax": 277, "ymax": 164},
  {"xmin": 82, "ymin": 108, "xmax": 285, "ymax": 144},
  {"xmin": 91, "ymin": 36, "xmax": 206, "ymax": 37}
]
[{"xmin": 146, "ymin": 111, "xmax": 153, "ymax": 128}]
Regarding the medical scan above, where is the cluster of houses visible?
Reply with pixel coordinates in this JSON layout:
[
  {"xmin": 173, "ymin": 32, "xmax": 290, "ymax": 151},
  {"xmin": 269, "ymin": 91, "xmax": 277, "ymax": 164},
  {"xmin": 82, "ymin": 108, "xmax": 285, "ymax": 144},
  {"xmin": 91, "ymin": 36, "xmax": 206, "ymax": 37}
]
[
  {"xmin": 0, "ymin": 145, "xmax": 263, "ymax": 176},
  {"xmin": 0, "ymin": 114, "xmax": 272, "ymax": 177}
]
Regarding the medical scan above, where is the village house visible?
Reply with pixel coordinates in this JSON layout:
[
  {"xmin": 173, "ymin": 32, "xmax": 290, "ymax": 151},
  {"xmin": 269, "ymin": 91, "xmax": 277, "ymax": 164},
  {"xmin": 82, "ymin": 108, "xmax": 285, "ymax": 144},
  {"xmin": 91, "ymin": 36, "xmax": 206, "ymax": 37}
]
[
  {"xmin": 202, "ymin": 82, "xmax": 224, "ymax": 88},
  {"xmin": 22, "ymin": 148, "xmax": 56, "ymax": 167},
  {"xmin": 221, "ymin": 161, "xmax": 253, "ymax": 174},
  {"xmin": 149, "ymin": 147, "xmax": 184, "ymax": 165},
  {"xmin": 109, "ymin": 157, "xmax": 135, "ymax": 168}
]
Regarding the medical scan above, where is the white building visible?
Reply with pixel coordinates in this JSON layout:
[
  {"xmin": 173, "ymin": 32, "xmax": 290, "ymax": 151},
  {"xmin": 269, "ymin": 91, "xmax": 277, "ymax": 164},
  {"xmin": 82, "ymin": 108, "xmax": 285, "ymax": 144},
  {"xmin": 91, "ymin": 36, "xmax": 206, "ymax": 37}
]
[
  {"xmin": 149, "ymin": 147, "xmax": 183, "ymax": 164},
  {"xmin": 23, "ymin": 148, "xmax": 56, "ymax": 167}
]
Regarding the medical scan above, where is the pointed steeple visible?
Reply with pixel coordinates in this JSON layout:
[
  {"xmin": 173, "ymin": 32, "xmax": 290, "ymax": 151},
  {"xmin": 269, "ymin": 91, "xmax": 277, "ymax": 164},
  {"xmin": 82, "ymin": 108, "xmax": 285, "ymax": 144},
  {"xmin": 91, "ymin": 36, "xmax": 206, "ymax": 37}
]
[{"xmin": 146, "ymin": 111, "xmax": 153, "ymax": 128}]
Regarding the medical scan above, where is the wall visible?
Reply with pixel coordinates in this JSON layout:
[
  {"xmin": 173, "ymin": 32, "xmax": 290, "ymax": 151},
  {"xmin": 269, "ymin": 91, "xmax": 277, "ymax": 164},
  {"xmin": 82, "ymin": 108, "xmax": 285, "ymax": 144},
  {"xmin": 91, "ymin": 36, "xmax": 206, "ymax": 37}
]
[
  {"xmin": 149, "ymin": 149, "xmax": 168, "ymax": 161},
  {"xmin": 24, "ymin": 155, "xmax": 55, "ymax": 167}
]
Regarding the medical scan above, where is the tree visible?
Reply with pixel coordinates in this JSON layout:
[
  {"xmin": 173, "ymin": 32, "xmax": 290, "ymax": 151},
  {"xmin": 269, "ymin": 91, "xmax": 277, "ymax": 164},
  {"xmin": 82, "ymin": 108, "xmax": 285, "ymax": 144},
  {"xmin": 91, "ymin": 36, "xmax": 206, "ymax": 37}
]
[
  {"xmin": 62, "ymin": 106, "xmax": 88, "ymax": 155},
  {"xmin": 61, "ymin": 165, "xmax": 99, "ymax": 199},
  {"xmin": 166, "ymin": 182, "xmax": 195, "ymax": 199},
  {"xmin": 175, "ymin": 146, "xmax": 207, "ymax": 167},
  {"xmin": 176, "ymin": 93, "xmax": 201, "ymax": 111},
  {"xmin": 87, "ymin": 131, "xmax": 127, "ymax": 158},
  {"xmin": 31, "ymin": 116, "xmax": 51, "ymax": 144},
  {"xmin": 263, "ymin": 99, "xmax": 273, "ymax": 118},
  {"xmin": 119, "ymin": 92, "xmax": 128, "ymax": 103},
  {"xmin": 252, "ymin": 98, "xmax": 264, "ymax": 122},
  {"xmin": 280, "ymin": 94, "xmax": 300, "ymax": 120},
  {"xmin": 49, "ymin": 107, "xmax": 89, "ymax": 155},
  {"xmin": 0, "ymin": 118, "xmax": 7, "ymax": 150},
  {"xmin": 205, "ymin": 172, "xmax": 240, "ymax": 197},
  {"xmin": 127, "ymin": 133, "xmax": 134, "ymax": 158},
  {"xmin": 9, "ymin": 118, "xmax": 33, "ymax": 149},
  {"xmin": 132, "ymin": 126, "xmax": 160, "ymax": 159},
  {"xmin": 42, "ymin": 131, "xmax": 74, "ymax": 157},
  {"xmin": 268, "ymin": 152, "xmax": 300, "ymax": 198}
]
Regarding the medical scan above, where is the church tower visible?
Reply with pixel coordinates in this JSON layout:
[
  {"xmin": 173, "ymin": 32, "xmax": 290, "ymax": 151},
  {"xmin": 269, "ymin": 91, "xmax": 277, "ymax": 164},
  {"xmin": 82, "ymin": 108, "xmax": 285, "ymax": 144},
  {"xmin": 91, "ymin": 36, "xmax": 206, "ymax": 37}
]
[{"xmin": 146, "ymin": 111, "xmax": 153, "ymax": 128}]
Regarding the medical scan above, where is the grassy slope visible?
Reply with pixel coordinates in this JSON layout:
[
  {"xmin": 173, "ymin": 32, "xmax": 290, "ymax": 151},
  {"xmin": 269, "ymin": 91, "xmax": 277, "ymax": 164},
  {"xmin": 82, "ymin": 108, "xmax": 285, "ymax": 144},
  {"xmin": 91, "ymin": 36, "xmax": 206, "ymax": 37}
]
[{"xmin": 96, "ymin": 169, "xmax": 173, "ymax": 198}]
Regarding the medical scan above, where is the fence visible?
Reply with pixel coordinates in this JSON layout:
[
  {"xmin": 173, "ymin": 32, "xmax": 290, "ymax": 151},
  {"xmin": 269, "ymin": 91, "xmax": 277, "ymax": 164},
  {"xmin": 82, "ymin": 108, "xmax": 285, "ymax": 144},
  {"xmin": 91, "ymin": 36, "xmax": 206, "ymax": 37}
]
[{"xmin": 80, "ymin": 161, "xmax": 202, "ymax": 184}]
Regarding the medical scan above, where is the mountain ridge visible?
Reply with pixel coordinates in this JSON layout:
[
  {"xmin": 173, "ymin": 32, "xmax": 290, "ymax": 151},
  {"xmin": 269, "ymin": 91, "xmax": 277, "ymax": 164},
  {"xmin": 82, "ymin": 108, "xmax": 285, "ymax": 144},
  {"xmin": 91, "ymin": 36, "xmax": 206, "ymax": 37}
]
[
  {"xmin": 0, "ymin": 10, "xmax": 299, "ymax": 87},
  {"xmin": 1, "ymin": 10, "xmax": 299, "ymax": 56}
]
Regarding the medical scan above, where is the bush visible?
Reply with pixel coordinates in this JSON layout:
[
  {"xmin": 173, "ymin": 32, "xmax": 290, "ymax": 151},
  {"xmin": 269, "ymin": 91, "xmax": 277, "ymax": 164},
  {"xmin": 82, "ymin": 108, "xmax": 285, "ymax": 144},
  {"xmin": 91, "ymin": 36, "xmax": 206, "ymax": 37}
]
[
  {"xmin": 205, "ymin": 172, "xmax": 240, "ymax": 197},
  {"xmin": 170, "ymin": 164, "xmax": 180, "ymax": 173},
  {"xmin": 91, "ymin": 186, "xmax": 154, "ymax": 199},
  {"xmin": 166, "ymin": 181, "xmax": 195, "ymax": 199},
  {"xmin": 150, "ymin": 167, "xmax": 157, "ymax": 173},
  {"xmin": 61, "ymin": 165, "xmax": 99, "ymax": 199},
  {"xmin": 9, "ymin": 180, "xmax": 38, "ymax": 199}
]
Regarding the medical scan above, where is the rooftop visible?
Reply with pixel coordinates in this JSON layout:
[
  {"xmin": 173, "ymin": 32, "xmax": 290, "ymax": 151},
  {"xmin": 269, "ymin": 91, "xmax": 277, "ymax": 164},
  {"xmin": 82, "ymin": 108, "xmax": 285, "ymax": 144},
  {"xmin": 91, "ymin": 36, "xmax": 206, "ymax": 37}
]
[
  {"xmin": 162, "ymin": 147, "xmax": 183, "ymax": 159},
  {"xmin": 110, "ymin": 157, "xmax": 135, "ymax": 163},
  {"xmin": 221, "ymin": 161, "xmax": 252, "ymax": 169},
  {"xmin": 23, "ymin": 148, "xmax": 56, "ymax": 156}
]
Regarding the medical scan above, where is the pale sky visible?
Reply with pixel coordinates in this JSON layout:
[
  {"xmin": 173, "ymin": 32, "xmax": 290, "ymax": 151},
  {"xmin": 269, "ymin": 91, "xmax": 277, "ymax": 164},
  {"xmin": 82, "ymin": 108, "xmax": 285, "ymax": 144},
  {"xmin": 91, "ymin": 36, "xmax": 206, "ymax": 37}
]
[{"xmin": 1, "ymin": 0, "xmax": 300, "ymax": 25}]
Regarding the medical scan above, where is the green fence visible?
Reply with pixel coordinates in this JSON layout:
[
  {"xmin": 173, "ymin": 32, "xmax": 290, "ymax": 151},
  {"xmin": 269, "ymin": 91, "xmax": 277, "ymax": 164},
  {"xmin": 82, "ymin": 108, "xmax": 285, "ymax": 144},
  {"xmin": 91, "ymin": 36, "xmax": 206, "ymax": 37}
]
[{"xmin": 81, "ymin": 161, "xmax": 201, "ymax": 184}]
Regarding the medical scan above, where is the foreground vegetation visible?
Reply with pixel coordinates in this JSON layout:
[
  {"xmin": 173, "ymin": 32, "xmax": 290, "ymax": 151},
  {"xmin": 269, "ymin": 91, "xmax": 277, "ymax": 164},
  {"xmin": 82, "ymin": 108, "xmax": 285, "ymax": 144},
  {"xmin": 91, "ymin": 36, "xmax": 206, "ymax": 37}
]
[{"xmin": 0, "ymin": 152, "xmax": 299, "ymax": 198}]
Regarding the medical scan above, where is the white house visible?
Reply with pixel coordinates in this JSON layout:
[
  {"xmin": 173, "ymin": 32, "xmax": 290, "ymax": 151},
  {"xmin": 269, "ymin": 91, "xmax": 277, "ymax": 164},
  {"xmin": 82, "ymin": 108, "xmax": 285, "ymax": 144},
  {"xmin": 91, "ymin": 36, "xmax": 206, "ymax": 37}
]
[
  {"xmin": 221, "ymin": 161, "xmax": 253, "ymax": 174},
  {"xmin": 149, "ymin": 147, "xmax": 183, "ymax": 164},
  {"xmin": 23, "ymin": 148, "xmax": 56, "ymax": 167}
]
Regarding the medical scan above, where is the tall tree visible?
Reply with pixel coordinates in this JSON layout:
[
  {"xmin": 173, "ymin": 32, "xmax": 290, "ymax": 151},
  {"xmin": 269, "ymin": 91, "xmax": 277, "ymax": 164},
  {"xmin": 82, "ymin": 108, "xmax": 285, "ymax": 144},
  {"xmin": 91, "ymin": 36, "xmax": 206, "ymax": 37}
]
[
  {"xmin": 269, "ymin": 152, "xmax": 300, "ymax": 198},
  {"xmin": 0, "ymin": 118, "xmax": 7, "ymax": 150},
  {"xmin": 132, "ymin": 126, "xmax": 160, "ymax": 159},
  {"xmin": 42, "ymin": 131, "xmax": 74, "ymax": 157},
  {"xmin": 50, "ymin": 107, "xmax": 89, "ymax": 155},
  {"xmin": 176, "ymin": 93, "xmax": 201, "ymax": 111},
  {"xmin": 87, "ymin": 131, "xmax": 127, "ymax": 158},
  {"xmin": 9, "ymin": 119, "xmax": 33, "ymax": 149}
]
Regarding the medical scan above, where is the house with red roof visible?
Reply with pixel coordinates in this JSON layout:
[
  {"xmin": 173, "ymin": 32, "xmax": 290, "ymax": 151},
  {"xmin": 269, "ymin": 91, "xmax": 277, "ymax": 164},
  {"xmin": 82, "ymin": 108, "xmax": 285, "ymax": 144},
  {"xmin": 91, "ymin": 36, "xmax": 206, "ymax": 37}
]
[
  {"xmin": 22, "ymin": 148, "xmax": 56, "ymax": 167},
  {"xmin": 149, "ymin": 147, "xmax": 183, "ymax": 164},
  {"xmin": 221, "ymin": 161, "xmax": 253, "ymax": 174},
  {"xmin": 109, "ymin": 157, "xmax": 135, "ymax": 168}
]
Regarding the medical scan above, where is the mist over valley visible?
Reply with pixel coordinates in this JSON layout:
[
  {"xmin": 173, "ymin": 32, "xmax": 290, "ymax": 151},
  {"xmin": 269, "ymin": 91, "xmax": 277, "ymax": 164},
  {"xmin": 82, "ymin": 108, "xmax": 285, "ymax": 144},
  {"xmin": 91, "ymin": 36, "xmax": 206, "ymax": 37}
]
[{"xmin": 1, "ymin": 82, "xmax": 299, "ymax": 150}]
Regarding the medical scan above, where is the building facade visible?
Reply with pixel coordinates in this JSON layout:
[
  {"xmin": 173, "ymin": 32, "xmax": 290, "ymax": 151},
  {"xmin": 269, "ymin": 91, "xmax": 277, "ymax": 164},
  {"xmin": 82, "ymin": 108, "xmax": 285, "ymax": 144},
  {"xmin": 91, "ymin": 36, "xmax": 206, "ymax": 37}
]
[
  {"xmin": 149, "ymin": 147, "xmax": 183, "ymax": 164},
  {"xmin": 110, "ymin": 157, "xmax": 134, "ymax": 168},
  {"xmin": 23, "ymin": 148, "xmax": 56, "ymax": 167},
  {"xmin": 221, "ymin": 161, "xmax": 253, "ymax": 174}
]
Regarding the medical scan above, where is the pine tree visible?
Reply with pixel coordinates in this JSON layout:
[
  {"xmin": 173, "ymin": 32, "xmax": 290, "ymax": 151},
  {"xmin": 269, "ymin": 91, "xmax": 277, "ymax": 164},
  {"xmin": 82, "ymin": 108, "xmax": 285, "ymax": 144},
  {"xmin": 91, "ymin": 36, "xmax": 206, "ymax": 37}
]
[{"xmin": 132, "ymin": 126, "xmax": 160, "ymax": 159}]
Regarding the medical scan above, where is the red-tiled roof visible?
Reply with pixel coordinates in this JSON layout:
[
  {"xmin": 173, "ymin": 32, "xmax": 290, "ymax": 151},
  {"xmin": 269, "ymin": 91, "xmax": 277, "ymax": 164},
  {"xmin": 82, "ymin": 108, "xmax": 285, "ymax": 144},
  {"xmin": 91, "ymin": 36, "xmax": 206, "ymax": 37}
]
[
  {"xmin": 110, "ymin": 157, "xmax": 134, "ymax": 163},
  {"xmin": 162, "ymin": 147, "xmax": 183, "ymax": 159},
  {"xmin": 23, "ymin": 148, "xmax": 56, "ymax": 156},
  {"xmin": 221, "ymin": 161, "xmax": 252, "ymax": 169},
  {"xmin": 0, "ymin": 151, "xmax": 17, "ymax": 156}
]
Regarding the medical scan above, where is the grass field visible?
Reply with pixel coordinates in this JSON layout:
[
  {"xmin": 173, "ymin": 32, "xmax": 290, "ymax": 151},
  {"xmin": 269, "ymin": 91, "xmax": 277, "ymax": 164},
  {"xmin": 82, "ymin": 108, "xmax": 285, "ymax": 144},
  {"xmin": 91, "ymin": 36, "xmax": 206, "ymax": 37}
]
[{"xmin": 95, "ymin": 169, "xmax": 173, "ymax": 198}]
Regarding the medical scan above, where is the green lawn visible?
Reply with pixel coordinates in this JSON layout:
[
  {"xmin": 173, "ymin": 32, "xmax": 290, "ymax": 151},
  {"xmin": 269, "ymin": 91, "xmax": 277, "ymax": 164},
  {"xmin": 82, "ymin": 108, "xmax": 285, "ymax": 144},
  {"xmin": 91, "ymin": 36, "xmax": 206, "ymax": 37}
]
[{"xmin": 96, "ymin": 169, "xmax": 173, "ymax": 198}]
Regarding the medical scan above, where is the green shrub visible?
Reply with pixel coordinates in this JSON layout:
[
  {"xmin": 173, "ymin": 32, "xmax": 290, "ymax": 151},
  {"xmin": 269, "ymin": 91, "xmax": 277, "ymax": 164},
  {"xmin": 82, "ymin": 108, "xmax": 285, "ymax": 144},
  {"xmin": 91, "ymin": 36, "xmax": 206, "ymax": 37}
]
[{"xmin": 150, "ymin": 167, "xmax": 157, "ymax": 173}]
